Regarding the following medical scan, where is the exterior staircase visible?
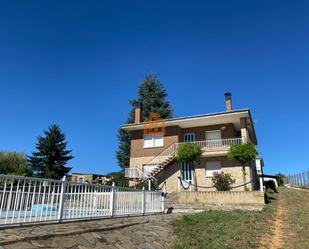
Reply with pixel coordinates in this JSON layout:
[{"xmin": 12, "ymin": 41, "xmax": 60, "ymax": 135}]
[{"xmin": 143, "ymin": 143, "xmax": 178, "ymax": 177}]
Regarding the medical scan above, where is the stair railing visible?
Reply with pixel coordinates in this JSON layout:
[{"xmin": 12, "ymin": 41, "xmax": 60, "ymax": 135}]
[{"xmin": 144, "ymin": 143, "xmax": 179, "ymax": 174}]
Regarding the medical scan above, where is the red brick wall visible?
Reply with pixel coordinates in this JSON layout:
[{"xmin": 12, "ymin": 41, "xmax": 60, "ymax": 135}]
[
  {"xmin": 180, "ymin": 123, "xmax": 238, "ymax": 142},
  {"xmin": 130, "ymin": 126, "xmax": 180, "ymax": 158},
  {"xmin": 129, "ymin": 123, "xmax": 238, "ymax": 158}
]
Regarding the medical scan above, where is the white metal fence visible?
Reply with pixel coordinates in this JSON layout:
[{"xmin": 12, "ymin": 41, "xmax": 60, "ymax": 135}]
[
  {"xmin": 288, "ymin": 170, "xmax": 309, "ymax": 187},
  {"xmin": 0, "ymin": 174, "xmax": 164, "ymax": 227}
]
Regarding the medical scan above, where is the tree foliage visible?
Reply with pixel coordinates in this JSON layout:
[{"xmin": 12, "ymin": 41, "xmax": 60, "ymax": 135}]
[
  {"xmin": 176, "ymin": 142, "xmax": 203, "ymax": 163},
  {"xmin": 129, "ymin": 74, "xmax": 173, "ymax": 120},
  {"xmin": 116, "ymin": 74, "xmax": 173, "ymax": 169},
  {"xmin": 212, "ymin": 172, "xmax": 236, "ymax": 191},
  {"xmin": 275, "ymin": 173, "xmax": 286, "ymax": 186},
  {"xmin": 227, "ymin": 142, "xmax": 258, "ymax": 167},
  {"xmin": 228, "ymin": 142, "xmax": 258, "ymax": 191},
  {"xmin": 105, "ymin": 171, "xmax": 129, "ymax": 187},
  {"xmin": 0, "ymin": 151, "xmax": 32, "ymax": 176},
  {"xmin": 27, "ymin": 124, "xmax": 73, "ymax": 179}
]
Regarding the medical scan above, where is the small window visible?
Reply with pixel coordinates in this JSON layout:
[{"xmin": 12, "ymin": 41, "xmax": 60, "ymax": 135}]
[
  {"xmin": 78, "ymin": 176, "xmax": 85, "ymax": 183},
  {"xmin": 144, "ymin": 135, "xmax": 164, "ymax": 148},
  {"xmin": 183, "ymin": 133, "xmax": 195, "ymax": 142},
  {"xmin": 205, "ymin": 161, "xmax": 221, "ymax": 177}
]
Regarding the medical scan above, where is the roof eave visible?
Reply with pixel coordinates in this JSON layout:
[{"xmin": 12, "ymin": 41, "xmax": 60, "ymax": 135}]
[{"xmin": 121, "ymin": 109, "xmax": 251, "ymax": 130}]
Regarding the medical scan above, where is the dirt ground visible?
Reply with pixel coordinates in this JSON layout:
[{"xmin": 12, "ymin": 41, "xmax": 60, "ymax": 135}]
[{"xmin": 260, "ymin": 187, "xmax": 309, "ymax": 249}]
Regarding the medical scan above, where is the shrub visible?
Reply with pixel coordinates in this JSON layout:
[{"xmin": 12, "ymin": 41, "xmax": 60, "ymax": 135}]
[
  {"xmin": 175, "ymin": 142, "xmax": 203, "ymax": 163},
  {"xmin": 228, "ymin": 142, "xmax": 258, "ymax": 191},
  {"xmin": 276, "ymin": 173, "xmax": 286, "ymax": 186},
  {"xmin": 212, "ymin": 172, "xmax": 236, "ymax": 191},
  {"xmin": 105, "ymin": 171, "xmax": 129, "ymax": 187},
  {"xmin": 265, "ymin": 180, "xmax": 278, "ymax": 193},
  {"xmin": 266, "ymin": 188, "xmax": 275, "ymax": 194},
  {"xmin": 228, "ymin": 142, "xmax": 258, "ymax": 170}
]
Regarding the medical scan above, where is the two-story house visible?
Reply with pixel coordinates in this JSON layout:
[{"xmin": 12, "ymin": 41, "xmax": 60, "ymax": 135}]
[{"xmin": 123, "ymin": 93, "xmax": 262, "ymax": 193}]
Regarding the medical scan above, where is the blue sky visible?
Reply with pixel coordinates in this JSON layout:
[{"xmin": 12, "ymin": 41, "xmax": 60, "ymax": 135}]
[{"xmin": 0, "ymin": 0, "xmax": 308, "ymax": 175}]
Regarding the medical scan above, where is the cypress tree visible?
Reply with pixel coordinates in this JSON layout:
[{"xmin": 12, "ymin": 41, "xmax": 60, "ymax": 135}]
[
  {"xmin": 116, "ymin": 74, "xmax": 173, "ymax": 169},
  {"xmin": 28, "ymin": 124, "xmax": 73, "ymax": 179}
]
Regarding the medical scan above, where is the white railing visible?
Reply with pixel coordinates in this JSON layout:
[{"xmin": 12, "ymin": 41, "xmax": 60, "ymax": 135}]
[
  {"xmin": 0, "ymin": 174, "xmax": 164, "ymax": 226},
  {"xmin": 125, "ymin": 168, "xmax": 148, "ymax": 179},
  {"xmin": 192, "ymin": 137, "xmax": 244, "ymax": 150},
  {"xmin": 288, "ymin": 170, "xmax": 309, "ymax": 187},
  {"xmin": 142, "ymin": 143, "xmax": 178, "ymax": 174},
  {"xmin": 124, "ymin": 168, "xmax": 157, "ymax": 182}
]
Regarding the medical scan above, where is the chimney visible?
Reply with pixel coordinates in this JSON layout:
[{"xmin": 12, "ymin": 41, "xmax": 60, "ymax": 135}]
[
  {"xmin": 224, "ymin": 92, "xmax": 232, "ymax": 111},
  {"xmin": 134, "ymin": 102, "xmax": 142, "ymax": 123}
]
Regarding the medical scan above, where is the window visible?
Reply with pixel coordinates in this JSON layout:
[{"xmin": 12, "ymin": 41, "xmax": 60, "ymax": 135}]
[
  {"xmin": 181, "ymin": 162, "xmax": 193, "ymax": 182},
  {"xmin": 205, "ymin": 161, "xmax": 221, "ymax": 177},
  {"xmin": 183, "ymin": 133, "xmax": 195, "ymax": 142},
  {"xmin": 78, "ymin": 176, "xmax": 85, "ymax": 183},
  {"xmin": 206, "ymin": 130, "xmax": 222, "ymax": 140},
  {"xmin": 144, "ymin": 135, "xmax": 164, "ymax": 148}
]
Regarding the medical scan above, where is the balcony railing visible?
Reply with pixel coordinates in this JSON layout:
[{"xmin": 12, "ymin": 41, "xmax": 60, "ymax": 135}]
[{"xmin": 192, "ymin": 137, "xmax": 244, "ymax": 151}]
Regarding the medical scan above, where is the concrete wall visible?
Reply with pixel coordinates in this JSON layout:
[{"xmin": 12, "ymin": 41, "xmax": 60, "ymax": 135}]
[{"xmin": 165, "ymin": 191, "xmax": 265, "ymax": 210}]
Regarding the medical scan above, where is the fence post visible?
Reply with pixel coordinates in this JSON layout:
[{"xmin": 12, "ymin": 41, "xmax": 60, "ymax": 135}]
[
  {"xmin": 301, "ymin": 173, "xmax": 305, "ymax": 186},
  {"xmin": 110, "ymin": 182, "xmax": 115, "ymax": 217},
  {"xmin": 142, "ymin": 187, "xmax": 145, "ymax": 215},
  {"xmin": 58, "ymin": 176, "xmax": 67, "ymax": 223},
  {"xmin": 93, "ymin": 190, "xmax": 97, "ymax": 209},
  {"xmin": 161, "ymin": 192, "xmax": 165, "ymax": 213},
  {"xmin": 259, "ymin": 176, "xmax": 264, "ymax": 192},
  {"xmin": 148, "ymin": 179, "xmax": 151, "ymax": 191}
]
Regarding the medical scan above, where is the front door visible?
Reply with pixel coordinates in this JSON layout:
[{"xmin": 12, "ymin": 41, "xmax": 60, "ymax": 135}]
[{"xmin": 180, "ymin": 162, "xmax": 193, "ymax": 189}]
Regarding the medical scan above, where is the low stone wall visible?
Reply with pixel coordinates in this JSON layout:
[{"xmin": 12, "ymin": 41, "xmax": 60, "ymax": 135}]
[{"xmin": 165, "ymin": 191, "xmax": 265, "ymax": 211}]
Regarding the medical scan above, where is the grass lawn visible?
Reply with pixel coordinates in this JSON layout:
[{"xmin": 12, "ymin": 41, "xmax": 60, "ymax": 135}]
[
  {"xmin": 280, "ymin": 187, "xmax": 309, "ymax": 249},
  {"xmin": 172, "ymin": 195, "xmax": 276, "ymax": 249},
  {"xmin": 172, "ymin": 187, "xmax": 309, "ymax": 249}
]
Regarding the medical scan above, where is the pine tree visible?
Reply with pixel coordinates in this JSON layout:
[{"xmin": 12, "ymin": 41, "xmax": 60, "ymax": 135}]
[
  {"xmin": 116, "ymin": 74, "xmax": 173, "ymax": 169},
  {"xmin": 27, "ymin": 124, "xmax": 73, "ymax": 179}
]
